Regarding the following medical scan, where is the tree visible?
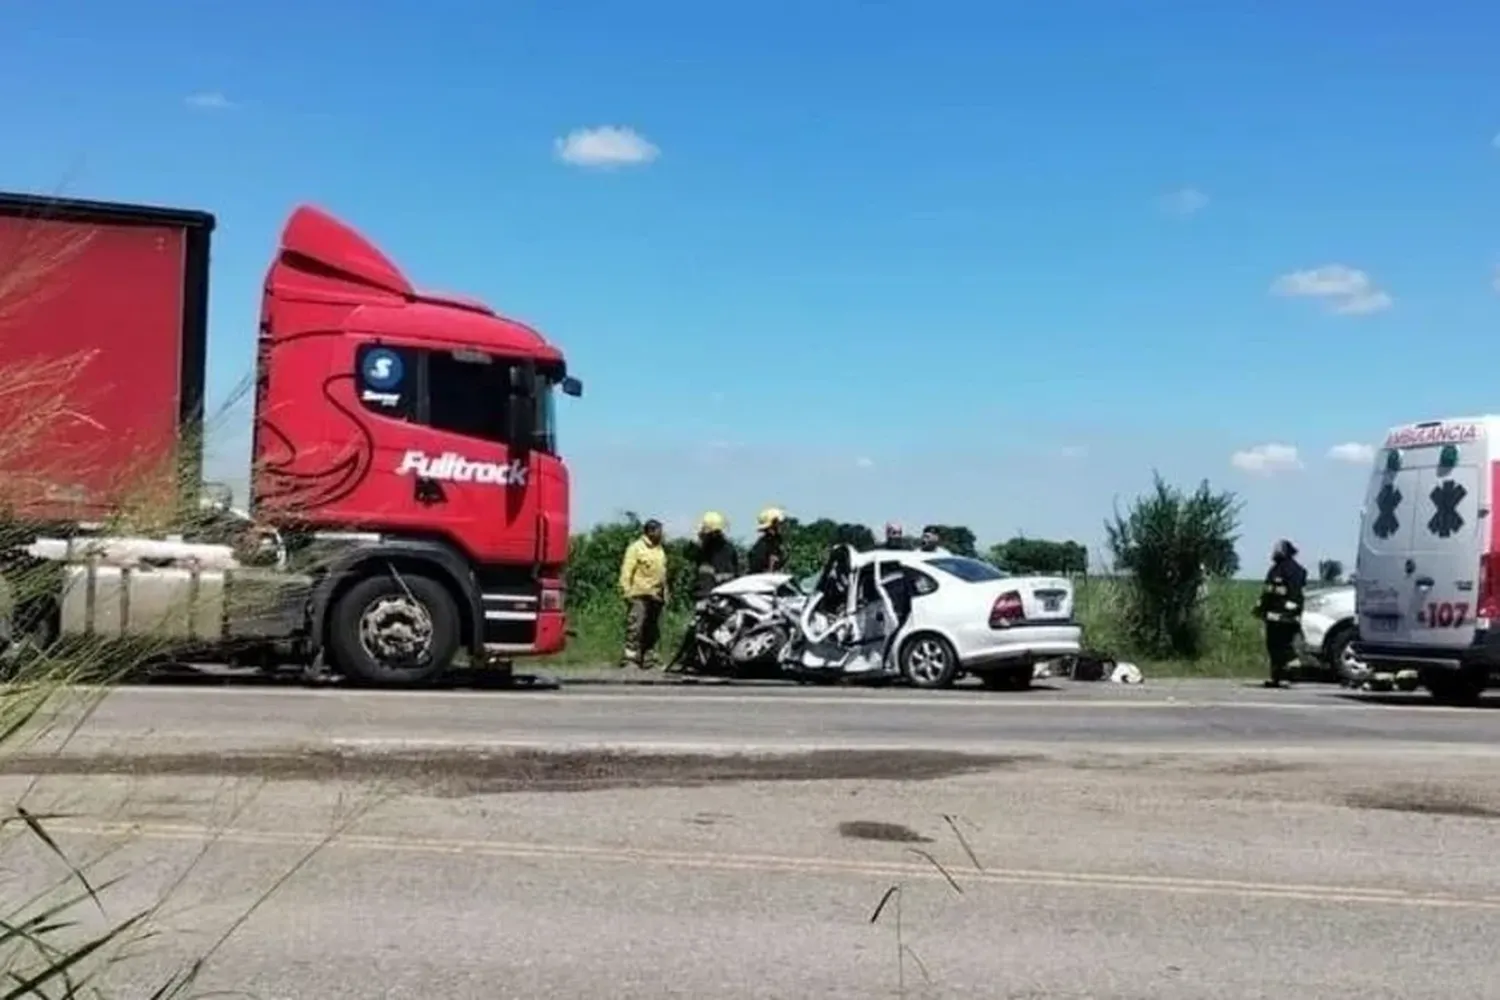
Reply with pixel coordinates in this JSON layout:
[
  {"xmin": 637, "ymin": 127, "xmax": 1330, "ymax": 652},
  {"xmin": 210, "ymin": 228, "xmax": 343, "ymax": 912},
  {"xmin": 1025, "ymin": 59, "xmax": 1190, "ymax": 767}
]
[
  {"xmin": 1318, "ymin": 559, "xmax": 1344, "ymax": 584},
  {"xmin": 564, "ymin": 512, "xmax": 708, "ymax": 612},
  {"xmin": 988, "ymin": 537, "xmax": 1088, "ymax": 575},
  {"xmin": 926, "ymin": 524, "xmax": 978, "ymax": 557},
  {"xmin": 1104, "ymin": 472, "xmax": 1243, "ymax": 658},
  {"xmin": 781, "ymin": 517, "xmax": 875, "ymax": 577},
  {"xmin": 1201, "ymin": 536, "xmax": 1241, "ymax": 579}
]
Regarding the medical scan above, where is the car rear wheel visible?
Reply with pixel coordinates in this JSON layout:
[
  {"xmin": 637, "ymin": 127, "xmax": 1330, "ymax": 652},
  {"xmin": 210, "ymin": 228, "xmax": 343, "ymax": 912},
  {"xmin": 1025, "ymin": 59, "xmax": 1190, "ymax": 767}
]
[{"xmin": 899, "ymin": 632, "xmax": 960, "ymax": 689}]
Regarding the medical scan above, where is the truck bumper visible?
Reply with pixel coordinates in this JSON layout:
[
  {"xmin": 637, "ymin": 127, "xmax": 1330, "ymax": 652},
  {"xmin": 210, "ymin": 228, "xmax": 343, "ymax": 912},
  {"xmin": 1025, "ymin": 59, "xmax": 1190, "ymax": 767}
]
[{"xmin": 481, "ymin": 610, "xmax": 567, "ymax": 657}]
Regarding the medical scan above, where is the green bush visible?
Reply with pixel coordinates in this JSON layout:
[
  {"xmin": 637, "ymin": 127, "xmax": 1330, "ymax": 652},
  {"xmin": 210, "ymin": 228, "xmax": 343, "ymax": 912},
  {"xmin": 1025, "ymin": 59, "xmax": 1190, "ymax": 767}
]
[
  {"xmin": 1073, "ymin": 575, "xmax": 1262, "ymax": 673},
  {"xmin": 1103, "ymin": 473, "xmax": 1244, "ymax": 659}
]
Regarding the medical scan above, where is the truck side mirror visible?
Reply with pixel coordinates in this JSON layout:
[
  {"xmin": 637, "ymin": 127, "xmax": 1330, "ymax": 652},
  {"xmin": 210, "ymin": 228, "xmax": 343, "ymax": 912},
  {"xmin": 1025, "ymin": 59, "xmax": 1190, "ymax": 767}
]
[{"xmin": 561, "ymin": 376, "xmax": 583, "ymax": 397}]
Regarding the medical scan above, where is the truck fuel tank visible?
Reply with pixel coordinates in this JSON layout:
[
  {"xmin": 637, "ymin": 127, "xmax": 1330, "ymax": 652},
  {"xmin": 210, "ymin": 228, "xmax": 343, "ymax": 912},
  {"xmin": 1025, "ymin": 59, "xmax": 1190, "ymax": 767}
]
[{"xmin": 56, "ymin": 563, "xmax": 312, "ymax": 643}]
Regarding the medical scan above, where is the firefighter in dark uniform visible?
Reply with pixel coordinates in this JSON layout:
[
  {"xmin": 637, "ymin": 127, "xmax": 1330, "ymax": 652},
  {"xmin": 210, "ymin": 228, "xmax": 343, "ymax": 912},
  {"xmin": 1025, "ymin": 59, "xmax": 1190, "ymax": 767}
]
[
  {"xmin": 1254, "ymin": 538, "xmax": 1307, "ymax": 688},
  {"xmin": 746, "ymin": 507, "xmax": 788, "ymax": 573},
  {"xmin": 666, "ymin": 512, "xmax": 741, "ymax": 673},
  {"xmin": 689, "ymin": 511, "xmax": 740, "ymax": 600}
]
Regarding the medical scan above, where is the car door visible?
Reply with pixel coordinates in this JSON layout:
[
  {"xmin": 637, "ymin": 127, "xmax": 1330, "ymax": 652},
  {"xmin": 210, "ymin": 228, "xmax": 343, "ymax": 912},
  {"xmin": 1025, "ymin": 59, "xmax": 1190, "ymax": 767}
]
[
  {"xmin": 852, "ymin": 562, "xmax": 890, "ymax": 651},
  {"xmin": 1407, "ymin": 446, "xmax": 1484, "ymax": 651},
  {"xmin": 1356, "ymin": 447, "xmax": 1423, "ymax": 645},
  {"xmin": 896, "ymin": 565, "xmax": 940, "ymax": 632}
]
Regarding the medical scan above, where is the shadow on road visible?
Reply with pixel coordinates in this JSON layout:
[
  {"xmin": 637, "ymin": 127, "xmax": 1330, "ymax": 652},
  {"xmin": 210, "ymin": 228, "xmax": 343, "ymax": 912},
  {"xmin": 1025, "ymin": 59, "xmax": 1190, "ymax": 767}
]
[
  {"xmin": 1333, "ymin": 691, "xmax": 1500, "ymax": 710},
  {"xmin": 125, "ymin": 664, "xmax": 1072, "ymax": 695},
  {"xmin": 131, "ymin": 663, "xmax": 564, "ymax": 693}
]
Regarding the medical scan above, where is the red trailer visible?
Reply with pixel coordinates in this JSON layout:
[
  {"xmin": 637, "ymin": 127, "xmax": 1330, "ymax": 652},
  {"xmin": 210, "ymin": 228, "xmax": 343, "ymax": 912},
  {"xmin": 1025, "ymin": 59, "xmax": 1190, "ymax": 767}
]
[{"xmin": 0, "ymin": 194, "xmax": 212, "ymax": 523}]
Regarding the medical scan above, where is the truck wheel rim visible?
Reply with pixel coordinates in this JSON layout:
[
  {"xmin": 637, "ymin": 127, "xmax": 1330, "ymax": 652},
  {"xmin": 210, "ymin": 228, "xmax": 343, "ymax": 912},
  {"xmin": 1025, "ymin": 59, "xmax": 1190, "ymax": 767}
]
[
  {"xmin": 358, "ymin": 596, "xmax": 434, "ymax": 664},
  {"xmin": 908, "ymin": 639, "xmax": 947, "ymax": 683}
]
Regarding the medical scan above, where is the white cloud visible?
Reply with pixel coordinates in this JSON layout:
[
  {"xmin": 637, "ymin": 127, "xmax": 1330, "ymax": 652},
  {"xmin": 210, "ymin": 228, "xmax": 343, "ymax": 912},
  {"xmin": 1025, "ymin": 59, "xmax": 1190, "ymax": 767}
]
[
  {"xmin": 1231, "ymin": 443, "xmax": 1302, "ymax": 476},
  {"xmin": 1327, "ymin": 442, "xmax": 1376, "ymax": 465},
  {"xmin": 854, "ymin": 457, "xmax": 875, "ymax": 469},
  {"xmin": 184, "ymin": 91, "xmax": 235, "ymax": 111},
  {"xmin": 1058, "ymin": 445, "xmax": 1088, "ymax": 459},
  {"xmin": 1270, "ymin": 264, "xmax": 1392, "ymax": 316},
  {"xmin": 1159, "ymin": 187, "xmax": 1209, "ymax": 216},
  {"xmin": 1332, "ymin": 289, "xmax": 1393, "ymax": 315},
  {"xmin": 554, "ymin": 126, "xmax": 660, "ymax": 168}
]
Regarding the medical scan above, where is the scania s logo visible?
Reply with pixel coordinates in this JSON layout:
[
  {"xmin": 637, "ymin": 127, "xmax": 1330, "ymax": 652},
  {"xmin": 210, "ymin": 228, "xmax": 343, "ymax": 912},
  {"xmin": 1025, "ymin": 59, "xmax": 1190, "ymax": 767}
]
[{"xmin": 396, "ymin": 451, "xmax": 528, "ymax": 487}]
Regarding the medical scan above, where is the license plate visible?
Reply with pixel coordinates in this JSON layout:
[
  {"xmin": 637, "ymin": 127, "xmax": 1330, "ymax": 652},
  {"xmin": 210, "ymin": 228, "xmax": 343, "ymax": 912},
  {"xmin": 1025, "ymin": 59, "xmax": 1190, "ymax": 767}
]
[
  {"xmin": 1366, "ymin": 616, "xmax": 1399, "ymax": 633},
  {"xmin": 1042, "ymin": 597, "xmax": 1061, "ymax": 613}
]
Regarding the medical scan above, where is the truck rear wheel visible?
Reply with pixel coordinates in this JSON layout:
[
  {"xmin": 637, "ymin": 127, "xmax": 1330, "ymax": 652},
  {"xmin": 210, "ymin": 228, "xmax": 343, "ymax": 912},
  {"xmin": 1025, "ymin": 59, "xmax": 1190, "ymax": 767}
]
[{"xmin": 328, "ymin": 572, "xmax": 460, "ymax": 686}]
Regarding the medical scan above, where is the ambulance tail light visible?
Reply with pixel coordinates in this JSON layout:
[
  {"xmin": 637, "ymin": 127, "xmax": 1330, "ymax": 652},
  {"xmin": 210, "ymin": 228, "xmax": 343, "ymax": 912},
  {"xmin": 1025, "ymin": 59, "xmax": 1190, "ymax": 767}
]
[{"xmin": 1478, "ymin": 552, "xmax": 1500, "ymax": 623}]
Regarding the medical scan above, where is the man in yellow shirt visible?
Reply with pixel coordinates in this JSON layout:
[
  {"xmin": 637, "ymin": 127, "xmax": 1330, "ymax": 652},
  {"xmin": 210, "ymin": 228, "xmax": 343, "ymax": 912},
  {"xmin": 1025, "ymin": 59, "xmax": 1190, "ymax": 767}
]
[{"xmin": 618, "ymin": 518, "xmax": 669, "ymax": 668}]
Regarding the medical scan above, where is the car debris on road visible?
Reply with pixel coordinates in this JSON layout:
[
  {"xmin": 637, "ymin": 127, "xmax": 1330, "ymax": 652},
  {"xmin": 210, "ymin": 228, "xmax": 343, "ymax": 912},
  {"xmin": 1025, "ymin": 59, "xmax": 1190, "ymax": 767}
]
[{"xmin": 1034, "ymin": 653, "xmax": 1144, "ymax": 685}]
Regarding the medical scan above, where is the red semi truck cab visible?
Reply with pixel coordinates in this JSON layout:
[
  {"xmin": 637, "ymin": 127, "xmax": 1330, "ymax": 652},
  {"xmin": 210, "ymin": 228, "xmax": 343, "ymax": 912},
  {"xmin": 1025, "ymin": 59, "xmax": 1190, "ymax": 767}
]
[
  {"xmin": 252, "ymin": 206, "xmax": 581, "ymax": 658},
  {"xmin": 0, "ymin": 190, "xmax": 579, "ymax": 682}
]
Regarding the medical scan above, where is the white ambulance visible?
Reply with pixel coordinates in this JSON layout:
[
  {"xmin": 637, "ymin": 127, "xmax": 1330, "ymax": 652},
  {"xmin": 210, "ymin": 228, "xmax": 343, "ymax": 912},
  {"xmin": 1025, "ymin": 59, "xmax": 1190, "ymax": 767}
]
[{"xmin": 1353, "ymin": 417, "xmax": 1500, "ymax": 702}]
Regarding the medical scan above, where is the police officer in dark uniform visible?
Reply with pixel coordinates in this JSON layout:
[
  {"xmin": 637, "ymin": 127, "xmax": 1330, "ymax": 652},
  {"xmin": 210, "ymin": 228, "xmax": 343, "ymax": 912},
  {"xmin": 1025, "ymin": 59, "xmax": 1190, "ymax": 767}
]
[{"xmin": 1254, "ymin": 539, "xmax": 1307, "ymax": 688}]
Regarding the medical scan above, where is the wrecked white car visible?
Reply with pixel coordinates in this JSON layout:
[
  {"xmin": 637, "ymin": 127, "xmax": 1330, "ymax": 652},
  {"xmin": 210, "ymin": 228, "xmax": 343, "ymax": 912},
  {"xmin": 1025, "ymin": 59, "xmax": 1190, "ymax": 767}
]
[{"xmin": 782, "ymin": 545, "xmax": 1083, "ymax": 690}]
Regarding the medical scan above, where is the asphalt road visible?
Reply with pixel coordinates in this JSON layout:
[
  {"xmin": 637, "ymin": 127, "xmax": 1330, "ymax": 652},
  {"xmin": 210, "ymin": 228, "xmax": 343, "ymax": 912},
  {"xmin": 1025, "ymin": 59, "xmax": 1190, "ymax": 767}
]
[
  {"xmin": 28, "ymin": 675, "xmax": 1500, "ymax": 758},
  {"xmin": 7, "ymin": 680, "xmax": 1500, "ymax": 998}
]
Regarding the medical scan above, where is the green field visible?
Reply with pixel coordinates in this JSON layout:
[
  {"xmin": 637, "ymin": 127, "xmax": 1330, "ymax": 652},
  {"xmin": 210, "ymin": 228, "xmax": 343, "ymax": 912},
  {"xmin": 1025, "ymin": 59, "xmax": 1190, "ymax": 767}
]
[{"xmin": 543, "ymin": 575, "xmax": 1274, "ymax": 678}]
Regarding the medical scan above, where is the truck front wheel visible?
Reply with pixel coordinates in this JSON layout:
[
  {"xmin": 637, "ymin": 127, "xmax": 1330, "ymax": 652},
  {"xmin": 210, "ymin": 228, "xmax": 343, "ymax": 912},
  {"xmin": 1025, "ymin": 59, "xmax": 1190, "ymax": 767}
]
[{"xmin": 328, "ymin": 572, "xmax": 460, "ymax": 686}]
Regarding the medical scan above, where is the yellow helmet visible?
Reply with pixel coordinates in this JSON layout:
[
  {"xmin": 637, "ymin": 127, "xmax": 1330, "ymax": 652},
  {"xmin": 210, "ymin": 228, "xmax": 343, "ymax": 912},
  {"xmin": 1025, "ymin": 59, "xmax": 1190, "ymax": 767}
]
[
  {"xmin": 698, "ymin": 511, "xmax": 727, "ymax": 534},
  {"xmin": 756, "ymin": 506, "xmax": 786, "ymax": 531}
]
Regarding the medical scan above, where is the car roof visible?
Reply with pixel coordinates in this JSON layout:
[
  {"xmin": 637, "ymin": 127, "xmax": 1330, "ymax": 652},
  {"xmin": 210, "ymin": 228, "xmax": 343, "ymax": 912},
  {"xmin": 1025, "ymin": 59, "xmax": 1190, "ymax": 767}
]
[{"xmin": 848, "ymin": 548, "xmax": 966, "ymax": 569}]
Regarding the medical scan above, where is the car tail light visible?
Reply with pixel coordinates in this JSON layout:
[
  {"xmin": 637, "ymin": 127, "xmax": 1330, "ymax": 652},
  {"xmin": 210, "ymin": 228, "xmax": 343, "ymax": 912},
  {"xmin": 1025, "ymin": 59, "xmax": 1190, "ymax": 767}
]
[
  {"xmin": 540, "ymin": 587, "xmax": 564, "ymax": 613},
  {"xmin": 1479, "ymin": 553, "xmax": 1500, "ymax": 621},
  {"xmin": 989, "ymin": 591, "xmax": 1025, "ymax": 628}
]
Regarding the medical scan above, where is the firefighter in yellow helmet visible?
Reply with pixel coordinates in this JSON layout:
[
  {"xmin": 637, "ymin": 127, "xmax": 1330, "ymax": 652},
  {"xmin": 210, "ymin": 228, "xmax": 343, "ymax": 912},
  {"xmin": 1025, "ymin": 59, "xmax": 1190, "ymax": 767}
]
[
  {"xmin": 747, "ymin": 506, "xmax": 788, "ymax": 573},
  {"xmin": 689, "ymin": 511, "xmax": 740, "ymax": 601}
]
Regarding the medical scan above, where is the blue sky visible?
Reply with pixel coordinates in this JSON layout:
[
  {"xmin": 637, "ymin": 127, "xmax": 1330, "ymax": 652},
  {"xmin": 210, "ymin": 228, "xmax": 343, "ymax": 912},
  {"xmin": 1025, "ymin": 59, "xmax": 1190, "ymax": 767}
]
[{"xmin": 6, "ymin": 0, "xmax": 1500, "ymax": 571}]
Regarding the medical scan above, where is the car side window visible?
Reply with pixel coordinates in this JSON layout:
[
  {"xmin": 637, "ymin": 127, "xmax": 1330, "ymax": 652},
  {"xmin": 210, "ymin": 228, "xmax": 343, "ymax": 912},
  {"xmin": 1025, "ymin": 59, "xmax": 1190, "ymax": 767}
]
[
  {"xmin": 354, "ymin": 343, "xmax": 417, "ymax": 421},
  {"xmin": 905, "ymin": 568, "xmax": 938, "ymax": 596}
]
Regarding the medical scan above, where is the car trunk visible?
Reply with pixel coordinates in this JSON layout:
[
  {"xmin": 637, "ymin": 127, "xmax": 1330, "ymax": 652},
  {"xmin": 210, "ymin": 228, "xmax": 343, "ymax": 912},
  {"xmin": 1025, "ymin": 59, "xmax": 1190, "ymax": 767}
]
[{"xmin": 987, "ymin": 577, "xmax": 1075, "ymax": 622}]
